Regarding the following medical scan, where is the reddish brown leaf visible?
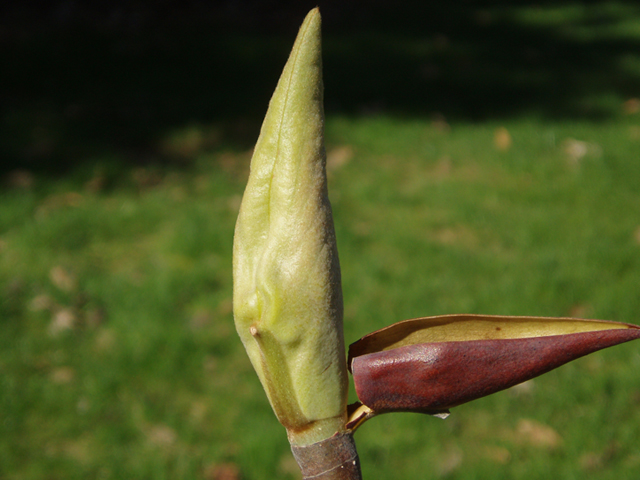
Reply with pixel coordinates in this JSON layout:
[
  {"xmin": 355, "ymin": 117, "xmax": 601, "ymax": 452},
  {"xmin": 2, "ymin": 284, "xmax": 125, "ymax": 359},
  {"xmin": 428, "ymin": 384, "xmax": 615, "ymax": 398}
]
[{"xmin": 351, "ymin": 326, "xmax": 640, "ymax": 414}]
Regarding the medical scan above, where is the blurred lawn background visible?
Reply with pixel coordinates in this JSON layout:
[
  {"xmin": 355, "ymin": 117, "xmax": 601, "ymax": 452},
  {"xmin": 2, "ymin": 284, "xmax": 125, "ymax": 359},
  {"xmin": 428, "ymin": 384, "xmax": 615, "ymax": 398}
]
[{"xmin": 2, "ymin": 1, "xmax": 640, "ymax": 479}]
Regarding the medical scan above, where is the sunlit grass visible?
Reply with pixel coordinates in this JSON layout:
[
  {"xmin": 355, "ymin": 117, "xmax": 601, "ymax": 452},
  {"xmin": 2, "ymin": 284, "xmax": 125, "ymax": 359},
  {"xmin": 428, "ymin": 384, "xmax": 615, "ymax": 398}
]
[{"xmin": 2, "ymin": 110, "xmax": 640, "ymax": 479}]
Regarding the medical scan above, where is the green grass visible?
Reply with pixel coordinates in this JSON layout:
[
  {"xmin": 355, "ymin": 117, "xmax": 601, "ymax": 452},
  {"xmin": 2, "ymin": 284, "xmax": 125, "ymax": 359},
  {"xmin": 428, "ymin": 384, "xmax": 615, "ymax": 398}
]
[{"xmin": 2, "ymin": 113, "xmax": 640, "ymax": 480}]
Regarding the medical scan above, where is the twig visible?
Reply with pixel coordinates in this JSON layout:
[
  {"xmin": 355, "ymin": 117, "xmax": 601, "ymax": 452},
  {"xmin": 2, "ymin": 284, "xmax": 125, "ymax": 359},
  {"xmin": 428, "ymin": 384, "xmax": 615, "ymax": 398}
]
[{"xmin": 291, "ymin": 433, "xmax": 362, "ymax": 480}]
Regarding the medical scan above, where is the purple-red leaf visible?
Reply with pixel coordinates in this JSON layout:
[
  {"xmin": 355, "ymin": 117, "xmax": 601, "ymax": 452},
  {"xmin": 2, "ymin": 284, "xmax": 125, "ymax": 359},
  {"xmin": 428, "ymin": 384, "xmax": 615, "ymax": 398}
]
[{"xmin": 348, "ymin": 315, "xmax": 640, "ymax": 417}]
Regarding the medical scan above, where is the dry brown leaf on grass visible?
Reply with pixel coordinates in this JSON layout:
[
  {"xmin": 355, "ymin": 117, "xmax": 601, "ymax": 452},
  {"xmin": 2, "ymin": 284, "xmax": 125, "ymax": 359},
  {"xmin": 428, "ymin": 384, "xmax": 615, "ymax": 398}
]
[
  {"xmin": 562, "ymin": 138, "xmax": 602, "ymax": 164},
  {"xmin": 145, "ymin": 424, "xmax": 177, "ymax": 448},
  {"xmin": 327, "ymin": 146, "xmax": 354, "ymax": 172},
  {"xmin": 204, "ymin": 463, "xmax": 241, "ymax": 480},
  {"xmin": 494, "ymin": 127, "xmax": 512, "ymax": 152},
  {"xmin": 515, "ymin": 418, "xmax": 563, "ymax": 449},
  {"xmin": 29, "ymin": 293, "xmax": 54, "ymax": 312},
  {"xmin": 48, "ymin": 308, "xmax": 76, "ymax": 336},
  {"xmin": 579, "ymin": 441, "xmax": 619, "ymax": 471},
  {"xmin": 436, "ymin": 444, "xmax": 464, "ymax": 476},
  {"xmin": 50, "ymin": 266, "xmax": 77, "ymax": 292},
  {"xmin": 483, "ymin": 445, "xmax": 511, "ymax": 464},
  {"xmin": 623, "ymin": 98, "xmax": 640, "ymax": 115},
  {"xmin": 50, "ymin": 366, "xmax": 75, "ymax": 384},
  {"xmin": 37, "ymin": 192, "xmax": 84, "ymax": 217},
  {"xmin": 431, "ymin": 114, "xmax": 450, "ymax": 133},
  {"xmin": 94, "ymin": 328, "xmax": 116, "ymax": 352}
]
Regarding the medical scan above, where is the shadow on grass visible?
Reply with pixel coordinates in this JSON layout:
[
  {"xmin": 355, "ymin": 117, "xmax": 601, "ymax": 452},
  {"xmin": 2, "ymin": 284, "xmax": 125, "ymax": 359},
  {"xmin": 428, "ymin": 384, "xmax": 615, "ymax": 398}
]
[{"xmin": 2, "ymin": 0, "xmax": 640, "ymax": 175}]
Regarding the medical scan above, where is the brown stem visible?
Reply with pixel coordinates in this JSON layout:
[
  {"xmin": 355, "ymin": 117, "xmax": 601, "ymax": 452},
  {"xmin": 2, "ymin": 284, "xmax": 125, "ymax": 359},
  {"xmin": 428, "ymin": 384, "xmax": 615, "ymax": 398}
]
[{"xmin": 291, "ymin": 432, "xmax": 362, "ymax": 480}]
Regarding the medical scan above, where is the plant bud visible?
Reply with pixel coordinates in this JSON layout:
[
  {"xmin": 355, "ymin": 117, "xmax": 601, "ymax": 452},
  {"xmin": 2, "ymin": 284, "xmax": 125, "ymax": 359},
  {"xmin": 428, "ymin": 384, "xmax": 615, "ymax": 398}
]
[
  {"xmin": 349, "ymin": 315, "xmax": 640, "ymax": 417},
  {"xmin": 233, "ymin": 8, "xmax": 348, "ymax": 446}
]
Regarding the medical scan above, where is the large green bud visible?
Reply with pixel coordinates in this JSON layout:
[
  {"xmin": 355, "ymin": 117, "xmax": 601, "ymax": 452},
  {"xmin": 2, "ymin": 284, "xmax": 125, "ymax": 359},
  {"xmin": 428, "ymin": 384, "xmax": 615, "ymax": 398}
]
[{"xmin": 232, "ymin": 8, "xmax": 348, "ymax": 446}]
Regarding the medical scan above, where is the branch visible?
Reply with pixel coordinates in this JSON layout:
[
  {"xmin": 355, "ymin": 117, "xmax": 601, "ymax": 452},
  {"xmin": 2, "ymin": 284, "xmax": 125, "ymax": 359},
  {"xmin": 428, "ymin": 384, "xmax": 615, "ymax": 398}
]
[{"xmin": 291, "ymin": 433, "xmax": 362, "ymax": 480}]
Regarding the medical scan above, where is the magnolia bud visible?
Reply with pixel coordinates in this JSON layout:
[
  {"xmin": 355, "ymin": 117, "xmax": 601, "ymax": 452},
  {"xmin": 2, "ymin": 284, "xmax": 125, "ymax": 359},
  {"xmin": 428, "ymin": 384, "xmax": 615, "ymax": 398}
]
[
  {"xmin": 233, "ymin": 8, "xmax": 348, "ymax": 446},
  {"xmin": 348, "ymin": 314, "xmax": 640, "ymax": 421}
]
